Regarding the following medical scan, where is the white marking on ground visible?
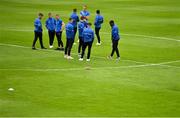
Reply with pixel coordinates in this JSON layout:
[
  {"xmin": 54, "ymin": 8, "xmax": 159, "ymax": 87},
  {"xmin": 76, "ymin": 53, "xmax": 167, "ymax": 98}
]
[
  {"xmin": 0, "ymin": 62, "xmax": 179, "ymax": 72},
  {"xmin": 0, "ymin": 43, "xmax": 180, "ymax": 71},
  {"xmin": 0, "ymin": 43, "xmax": 145, "ymax": 64},
  {"xmin": 1, "ymin": 27, "xmax": 180, "ymax": 42},
  {"xmin": 101, "ymin": 32, "xmax": 180, "ymax": 42}
]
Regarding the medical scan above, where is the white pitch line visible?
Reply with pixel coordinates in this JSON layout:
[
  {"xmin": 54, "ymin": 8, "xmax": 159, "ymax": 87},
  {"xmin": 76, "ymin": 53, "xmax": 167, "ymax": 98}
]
[
  {"xmin": 1, "ymin": 28, "xmax": 180, "ymax": 42},
  {"xmin": 0, "ymin": 43, "xmax": 145, "ymax": 64},
  {"xmin": 0, "ymin": 43, "xmax": 180, "ymax": 69},
  {"xmin": 0, "ymin": 63, "xmax": 179, "ymax": 72},
  {"xmin": 101, "ymin": 32, "xmax": 180, "ymax": 42}
]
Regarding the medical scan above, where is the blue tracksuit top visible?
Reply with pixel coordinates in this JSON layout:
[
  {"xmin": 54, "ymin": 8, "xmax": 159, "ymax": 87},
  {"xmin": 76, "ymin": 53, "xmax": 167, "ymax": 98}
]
[
  {"xmin": 78, "ymin": 21, "xmax": 85, "ymax": 38},
  {"xmin": 34, "ymin": 18, "xmax": 42, "ymax": 32},
  {"xmin": 82, "ymin": 27, "xmax": 94, "ymax": 43},
  {"xmin": 66, "ymin": 22, "xmax": 74, "ymax": 39},
  {"xmin": 55, "ymin": 19, "xmax": 63, "ymax": 32},
  {"xmin": 80, "ymin": 10, "xmax": 90, "ymax": 17},
  {"xmin": 94, "ymin": 15, "xmax": 104, "ymax": 28},
  {"xmin": 70, "ymin": 12, "xmax": 79, "ymax": 28},
  {"xmin": 83, "ymin": 20, "xmax": 88, "ymax": 28},
  {"xmin": 45, "ymin": 17, "xmax": 56, "ymax": 31},
  {"xmin": 112, "ymin": 25, "xmax": 120, "ymax": 41}
]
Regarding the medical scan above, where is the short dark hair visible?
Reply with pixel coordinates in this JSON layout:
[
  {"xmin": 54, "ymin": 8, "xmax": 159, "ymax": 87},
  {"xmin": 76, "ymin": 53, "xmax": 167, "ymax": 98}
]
[
  {"xmin": 109, "ymin": 20, "xmax": 114, "ymax": 26},
  {"xmin": 73, "ymin": 8, "xmax": 77, "ymax": 12},
  {"xmin": 56, "ymin": 14, "xmax": 59, "ymax": 16},
  {"xmin": 88, "ymin": 22, "xmax": 92, "ymax": 26},
  {"xmin": 38, "ymin": 13, "xmax": 44, "ymax": 16},
  {"xmin": 96, "ymin": 10, "xmax": 100, "ymax": 14}
]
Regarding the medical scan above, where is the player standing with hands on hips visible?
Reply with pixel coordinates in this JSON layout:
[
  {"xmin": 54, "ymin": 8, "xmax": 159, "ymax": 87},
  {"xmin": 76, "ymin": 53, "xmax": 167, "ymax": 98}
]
[
  {"xmin": 32, "ymin": 13, "xmax": 46, "ymax": 50},
  {"xmin": 108, "ymin": 20, "xmax": 120, "ymax": 61},
  {"xmin": 79, "ymin": 23, "xmax": 94, "ymax": 62},
  {"xmin": 46, "ymin": 12, "xmax": 56, "ymax": 48},
  {"xmin": 55, "ymin": 14, "xmax": 65, "ymax": 50}
]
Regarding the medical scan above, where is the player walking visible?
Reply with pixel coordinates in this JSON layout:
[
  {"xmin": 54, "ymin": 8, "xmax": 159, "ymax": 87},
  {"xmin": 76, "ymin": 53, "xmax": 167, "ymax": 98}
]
[
  {"xmin": 55, "ymin": 14, "xmax": 65, "ymax": 50},
  {"xmin": 108, "ymin": 20, "xmax": 120, "ymax": 60},
  {"xmin": 32, "ymin": 13, "xmax": 46, "ymax": 50}
]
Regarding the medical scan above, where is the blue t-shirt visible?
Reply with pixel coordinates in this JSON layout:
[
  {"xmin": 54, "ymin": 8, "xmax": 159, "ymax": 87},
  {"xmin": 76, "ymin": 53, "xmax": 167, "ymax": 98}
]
[
  {"xmin": 34, "ymin": 18, "xmax": 42, "ymax": 32},
  {"xmin": 83, "ymin": 27, "xmax": 94, "ymax": 42},
  {"xmin": 94, "ymin": 15, "xmax": 104, "ymax": 28},
  {"xmin": 112, "ymin": 25, "xmax": 120, "ymax": 41},
  {"xmin": 55, "ymin": 19, "xmax": 63, "ymax": 32},
  {"xmin": 70, "ymin": 12, "xmax": 79, "ymax": 28},
  {"xmin": 78, "ymin": 21, "xmax": 85, "ymax": 37},
  {"xmin": 80, "ymin": 10, "xmax": 90, "ymax": 17},
  {"xmin": 45, "ymin": 17, "xmax": 56, "ymax": 31},
  {"xmin": 66, "ymin": 22, "xmax": 74, "ymax": 39}
]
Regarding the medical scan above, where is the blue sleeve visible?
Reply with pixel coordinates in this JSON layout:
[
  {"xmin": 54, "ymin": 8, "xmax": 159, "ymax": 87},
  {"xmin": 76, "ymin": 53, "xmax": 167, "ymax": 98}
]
[
  {"xmin": 80, "ymin": 11, "xmax": 83, "ymax": 16},
  {"xmin": 70, "ymin": 14, "xmax": 73, "ymax": 18},
  {"xmin": 34, "ymin": 20, "xmax": 40, "ymax": 27},
  {"xmin": 87, "ymin": 11, "xmax": 90, "ymax": 16},
  {"xmin": 112, "ymin": 27, "xmax": 119, "ymax": 39},
  {"xmin": 54, "ymin": 18, "xmax": 56, "ymax": 25},
  {"xmin": 77, "ymin": 16, "xmax": 79, "ymax": 22},
  {"xmin": 94, "ymin": 16, "xmax": 98, "ymax": 25},
  {"xmin": 101, "ymin": 16, "xmax": 104, "ymax": 23}
]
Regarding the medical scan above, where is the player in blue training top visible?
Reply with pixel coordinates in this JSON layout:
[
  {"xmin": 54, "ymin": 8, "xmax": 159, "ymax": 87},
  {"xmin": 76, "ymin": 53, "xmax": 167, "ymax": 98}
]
[
  {"xmin": 108, "ymin": 20, "xmax": 120, "ymax": 61},
  {"xmin": 64, "ymin": 18, "xmax": 74, "ymax": 60},
  {"xmin": 45, "ymin": 12, "xmax": 56, "ymax": 48},
  {"xmin": 80, "ymin": 5, "xmax": 90, "ymax": 21},
  {"xmin": 70, "ymin": 8, "xmax": 79, "ymax": 43},
  {"xmin": 79, "ymin": 23, "xmax": 94, "ymax": 62},
  {"xmin": 32, "ymin": 13, "xmax": 46, "ymax": 50},
  {"xmin": 94, "ymin": 10, "xmax": 104, "ymax": 46},
  {"xmin": 55, "ymin": 14, "xmax": 65, "ymax": 50},
  {"xmin": 77, "ymin": 16, "xmax": 86, "ymax": 56}
]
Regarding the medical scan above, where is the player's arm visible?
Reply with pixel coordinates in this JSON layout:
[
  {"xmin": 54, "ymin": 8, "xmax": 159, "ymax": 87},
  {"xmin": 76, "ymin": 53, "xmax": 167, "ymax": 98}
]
[{"xmin": 61, "ymin": 22, "xmax": 65, "ymax": 31}]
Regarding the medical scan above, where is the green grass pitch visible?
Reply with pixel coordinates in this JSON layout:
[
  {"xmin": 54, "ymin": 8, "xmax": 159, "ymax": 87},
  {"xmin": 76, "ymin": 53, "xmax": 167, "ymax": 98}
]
[{"xmin": 0, "ymin": 0, "xmax": 180, "ymax": 117}]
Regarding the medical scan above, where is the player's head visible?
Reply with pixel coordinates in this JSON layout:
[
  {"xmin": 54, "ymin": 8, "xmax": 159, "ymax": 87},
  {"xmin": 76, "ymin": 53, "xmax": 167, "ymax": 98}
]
[
  {"xmin": 73, "ymin": 8, "xmax": 77, "ymax": 13},
  {"xmin": 96, "ymin": 10, "xmax": 100, "ymax": 14},
  {"xmin": 38, "ymin": 13, "xmax": 44, "ymax": 19},
  {"xmin": 109, "ymin": 20, "xmax": 115, "ymax": 27},
  {"xmin": 83, "ymin": 5, "xmax": 87, "ymax": 10},
  {"xmin": 55, "ymin": 14, "xmax": 59, "ymax": 19},
  {"xmin": 69, "ymin": 18, "xmax": 73, "ymax": 23},
  {"xmin": 48, "ymin": 12, "xmax": 52, "ymax": 18},
  {"xmin": 87, "ymin": 22, "xmax": 92, "ymax": 27}
]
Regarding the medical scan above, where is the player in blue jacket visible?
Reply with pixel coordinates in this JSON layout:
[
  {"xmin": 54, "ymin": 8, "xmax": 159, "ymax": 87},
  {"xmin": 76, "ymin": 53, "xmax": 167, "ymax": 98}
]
[
  {"xmin": 45, "ymin": 12, "xmax": 56, "ymax": 48},
  {"xmin": 64, "ymin": 18, "xmax": 74, "ymax": 60},
  {"xmin": 79, "ymin": 23, "xmax": 94, "ymax": 62},
  {"xmin": 77, "ymin": 16, "xmax": 86, "ymax": 56},
  {"xmin": 94, "ymin": 10, "xmax": 104, "ymax": 45},
  {"xmin": 108, "ymin": 20, "xmax": 120, "ymax": 60},
  {"xmin": 32, "ymin": 13, "xmax": 46, "ymax": 50},
  {"xmin": 55, "ymin": 14, "xmax": 65, "ymax": 50},
  {"xmin": 80, "ymin": 5, "xmax": 90, "ymax": 21},
  {"xmin": 70, "ymin": 9, "xmax": 79, "ymax": 42}
]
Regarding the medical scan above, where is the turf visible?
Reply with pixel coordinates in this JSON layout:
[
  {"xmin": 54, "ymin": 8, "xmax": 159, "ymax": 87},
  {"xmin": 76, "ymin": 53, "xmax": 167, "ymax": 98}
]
[{"xmin": 0, "ymin": 0, "xmax": 180, "ymax": 117}]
